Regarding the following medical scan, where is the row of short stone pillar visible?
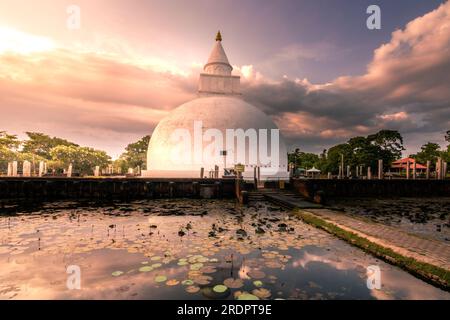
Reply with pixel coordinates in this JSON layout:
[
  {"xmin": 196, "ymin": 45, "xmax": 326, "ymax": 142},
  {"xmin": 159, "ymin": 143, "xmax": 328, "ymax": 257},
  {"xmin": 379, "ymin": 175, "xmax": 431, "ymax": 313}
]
[
  {"xmin": 6, "ymin": 161, "xmax": 74, "ymax": 177},
  {"xmin": 201, "ymin": 166, "xmax": 220, "ymax": 179},
  {"xmin": 332, "ymin": 158, "xmax": 448, "ymax": 180},
  {"xmin": 6, "ymin": 160, "xmax": 48, "ymax": 177}
]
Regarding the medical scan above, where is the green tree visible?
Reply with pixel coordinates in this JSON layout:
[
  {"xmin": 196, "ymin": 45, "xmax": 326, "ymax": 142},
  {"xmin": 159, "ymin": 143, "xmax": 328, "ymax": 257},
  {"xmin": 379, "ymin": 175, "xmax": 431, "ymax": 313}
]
[
  {"xmin": 288, "ymin": 148, "xmax": 320, "ymax": 170},
  {"xmin": 318, "ymin": 130, "xmax": 405, "ymax": 174},
  {"xmin": 410, "ymin": 142, "xmax": 441, "ymax": 168},
  {"xmin": 49, "ymin": 145, "xmax": 111, "ymax": 175},
  {"xmin": 119, "ymin": 135, "xmax": 151, "ymax": 170},
  {"xmin": 0, "ymin": 131, "xmax": 20, "ymax": 172},
  {"xmin": 0, "ymin": 131, "xmax": 20, "ymax": 150},
  {"xmin": 22, "ymin": 132, "xmax": 78, "ymax": 159},
  {"xmin": 367, "ymin": 130, "xmax": 404, "ymax": 161}
]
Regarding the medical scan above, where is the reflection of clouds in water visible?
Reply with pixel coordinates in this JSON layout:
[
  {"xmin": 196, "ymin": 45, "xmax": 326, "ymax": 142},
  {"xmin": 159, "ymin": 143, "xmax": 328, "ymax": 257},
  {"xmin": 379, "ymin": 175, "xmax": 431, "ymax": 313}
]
[
  {"xmin": 292, "ymin": 251, "xmax": 356, "ymax": 271},
  {"xmin": 369, "ymin": 269, "xmax": 449, "ymax": 300},
  {"xmin": 238, "ymin": 263, "xmax": 251, "ymax": 280}
]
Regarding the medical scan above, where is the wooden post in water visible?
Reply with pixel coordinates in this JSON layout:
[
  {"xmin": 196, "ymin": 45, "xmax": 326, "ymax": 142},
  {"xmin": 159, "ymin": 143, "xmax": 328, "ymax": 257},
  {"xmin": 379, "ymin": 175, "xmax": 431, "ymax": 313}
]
[
  {"xmin": 235, "ymin": 171, "xmax": 242, "ymax": 199},
  {"xmin": 426, "ymin": 160, "xmax": 430, "ymax": 180},
  {"xmin": 367, "ymin": 167, "xmax": 372, "ymax": 180},
  {"xmin": 378, "ymin": 159, "xmax": 383, "ymax": 179},
  {"xmin": 406, "ymin": 160, "xmax": 410, "ymax": 180}
]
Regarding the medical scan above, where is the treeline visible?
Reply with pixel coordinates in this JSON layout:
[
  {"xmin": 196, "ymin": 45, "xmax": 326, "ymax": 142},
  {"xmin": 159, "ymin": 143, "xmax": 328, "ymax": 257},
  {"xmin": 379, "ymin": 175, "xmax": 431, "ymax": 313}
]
[
  {"xmin": 0, "ymin": 131, "xmax": 150, "ymax": 175},
  {"xmin": 288, "ymin": 130, "xmax": 450, "ymax": 174}
]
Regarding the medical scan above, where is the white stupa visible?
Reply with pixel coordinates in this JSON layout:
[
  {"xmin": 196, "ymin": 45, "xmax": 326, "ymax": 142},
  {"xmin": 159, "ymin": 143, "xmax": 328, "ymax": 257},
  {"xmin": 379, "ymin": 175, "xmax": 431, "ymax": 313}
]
[{"xmin": 142, "ymin": 32, "xmax": 289, "ymax": 180}]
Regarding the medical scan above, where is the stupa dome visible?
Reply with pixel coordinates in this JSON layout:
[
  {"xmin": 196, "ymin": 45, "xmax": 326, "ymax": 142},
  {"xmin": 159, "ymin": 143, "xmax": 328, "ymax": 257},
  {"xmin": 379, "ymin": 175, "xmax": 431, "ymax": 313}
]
[{"xmin": 143, "ymin": 32, "xmax": 289, "ymax": 180}]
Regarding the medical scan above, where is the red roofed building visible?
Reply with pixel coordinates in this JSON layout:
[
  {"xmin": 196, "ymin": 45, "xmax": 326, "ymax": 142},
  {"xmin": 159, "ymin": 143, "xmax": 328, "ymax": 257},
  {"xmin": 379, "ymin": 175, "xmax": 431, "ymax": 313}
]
[{"xmin": 391, "ymin": 158, "xmax": 427, "ymax": 171}]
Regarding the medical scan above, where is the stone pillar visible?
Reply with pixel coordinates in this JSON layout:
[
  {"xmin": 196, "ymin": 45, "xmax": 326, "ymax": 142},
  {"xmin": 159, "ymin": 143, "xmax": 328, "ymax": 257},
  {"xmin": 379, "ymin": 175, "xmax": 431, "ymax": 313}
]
[
  {"xmin": 436, "ymin": 158, "xmax": 441, "ymax": 180},
  {"xmin": 340, "ymin": 154, "xmax": 344, "ymax": 179},
  {"xmin": 367, "ymin": 167, "xmax": 372, "ymax": 180},
  {"xmin": 443, "ymin": 162, "xmax": 448, "ymax": 179},
  {"xmin": 406, "ymin": 160, "xmax": 410, "ymax": 180},
  {"xmin": 413, "ymin": 161, "xmax": 417, "ymax": 180},
  {"xmin": 12, "ymin": 161, "xmax": 18, "ymax": 177},
  {"xmin": 257, "ymin": 166, "xmax": 261, "ymax": 182},
  {"xmin": 94, "ymin": 166, "xmax": 100, "ymax": 177},
  {"xmin": 7, "ymin": 162, "xmax": 13, "ymax": 176},
  {"xmin": 346, "ymin": 165, "xmax": 350, "ymax": 178},
  {"xmin": 67, "ymin": 164, "xmax": 73, "ymax": 178},
  {"xmin": 22, "ymin": 161, "xmax": 31, "ymax": 177},
  {"xmin": 327, "ymin": 172, "xmax": 332, "ymax": 179},
  {"xmin": 378, "ymin": 159, "xmax": 383, "ymax": 180},
  {"xmin": 38, "ymin": 161, "xmax": 45, "ymax": 177},
  {"xmin": 355, "ymin": 166, "xmax": 359, "ymax": 178},
  {"xmin": 200, "ymin": 167, "xmax": 204, "ymax": 179},
  {"xmin": 44, "ymin": 162, "xmax": 47, "ymax": 175},
  {"xmin": 214, "ymin": 165, "xmax": 219, "ymax": 179},
  {"xmin": 426, "ymin": 160, "xmax": 430, "ymax": 180},
  {"xmin": 338, "ymin": 166, "xmax": 342, "ymax": 179}
]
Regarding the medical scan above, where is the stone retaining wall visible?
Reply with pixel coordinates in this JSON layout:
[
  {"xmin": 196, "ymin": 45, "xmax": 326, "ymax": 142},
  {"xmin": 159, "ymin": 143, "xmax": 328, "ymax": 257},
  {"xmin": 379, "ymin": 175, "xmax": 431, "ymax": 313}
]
[{"xmin": 0, "ymin": 178, "xmax": 237, "ymax": 200}]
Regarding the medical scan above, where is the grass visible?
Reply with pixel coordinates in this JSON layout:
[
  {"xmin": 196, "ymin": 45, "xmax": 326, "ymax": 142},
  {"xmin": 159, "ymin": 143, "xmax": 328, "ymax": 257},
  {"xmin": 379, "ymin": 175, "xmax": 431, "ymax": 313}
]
[{"xmin": 294, "ymin": 209, "xmax": 450, "ymax": 291}]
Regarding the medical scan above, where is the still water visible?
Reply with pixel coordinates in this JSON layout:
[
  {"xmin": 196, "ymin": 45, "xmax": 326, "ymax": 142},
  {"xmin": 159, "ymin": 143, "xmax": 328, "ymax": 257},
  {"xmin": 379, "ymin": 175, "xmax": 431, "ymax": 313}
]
[{"xmin": 0, "ymin": 199, "xmax": 448, "ymax": 300}]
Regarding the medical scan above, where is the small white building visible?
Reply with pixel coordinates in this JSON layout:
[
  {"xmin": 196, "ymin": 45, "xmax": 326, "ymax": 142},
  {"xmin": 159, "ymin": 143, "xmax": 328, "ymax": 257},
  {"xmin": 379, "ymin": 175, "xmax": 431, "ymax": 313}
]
[{"xmin": 142, "ymin": 32, "xmax": 289, "ymax": 181}]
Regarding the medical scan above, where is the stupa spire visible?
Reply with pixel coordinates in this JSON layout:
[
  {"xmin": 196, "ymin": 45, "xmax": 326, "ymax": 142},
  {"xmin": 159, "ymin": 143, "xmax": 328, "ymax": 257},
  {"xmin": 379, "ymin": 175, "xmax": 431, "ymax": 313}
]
[
  {"xmin": 198, "ymin": 31, "xmax": 240, "ymax": 95},
  {"xmin": 215, "ymin": 31, "xmax": 222, "ymax": 41}
]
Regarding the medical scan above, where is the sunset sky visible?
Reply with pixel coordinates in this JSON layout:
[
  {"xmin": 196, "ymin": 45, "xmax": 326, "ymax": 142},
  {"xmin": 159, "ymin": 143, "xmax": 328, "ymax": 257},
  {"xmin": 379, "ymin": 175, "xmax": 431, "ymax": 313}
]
[{"xmin": 0, "ymin": 0, "xmax": 449, "ymax": 158}]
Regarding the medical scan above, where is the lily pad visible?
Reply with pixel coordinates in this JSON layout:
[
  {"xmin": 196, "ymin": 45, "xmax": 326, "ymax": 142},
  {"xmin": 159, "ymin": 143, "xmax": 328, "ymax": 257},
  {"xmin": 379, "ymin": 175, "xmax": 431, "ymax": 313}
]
[
  {"xmin": 139, "ymin": 266, "xmax": 153, "ymax": 272},
  {"xmin": 185, "ymin": 285, "xmax": 200, "ymax": 294},
  {"xmin": 248, "ymin": 270, "xmax": 266, "ymax": 279},
  {"xmin": 237, "ymin": 292, "xmax": 260, "ymax": 300},
  {"xmin": 151, "ymin": 256, "xmax": 162, "ymax": 261},
  {"xmin": 200, "ymin": 266, "xmax": 217, "ymax": 274},
  {"xmin": 166, "ymin": 279, "xmax": 180, "ymax": 286},
  {"xmin": 202, "ymin": 286, "xmax": 230, "ymax": 299},
  {"xmin": 190, "ymin": 263, "xmax": 204, "ymax": 271},
  {"xmin": 177, "ymin": 261, "xmax": 188, "ymax": 266},
  {"xmin": 181, "ymin": 279, "xmax": 194, "ymax": 286},
  {"xmin": 213, "ymin": 285, "xmax": 228, "ymax": 293},
  {"xmin": 155, "ymin": 275, "xmax": 167, "ymax": 283},
  {"xmin": 253, "ymin": 280, "xmax": 263, "ymax": 287},
  {"xmin": 252, "ymin": 288, "xmax": 271, "ymax": 299},
  {"xmin": 223, "ymin": 278, "xmax": 244, "ymax": 289},
  {"xmin": 111, "ymin": 271, "xmax": 124, "ymax": 277},
  {"xmin": 151, "ymin": 263, "xmax": 162, "ymax": 268}
]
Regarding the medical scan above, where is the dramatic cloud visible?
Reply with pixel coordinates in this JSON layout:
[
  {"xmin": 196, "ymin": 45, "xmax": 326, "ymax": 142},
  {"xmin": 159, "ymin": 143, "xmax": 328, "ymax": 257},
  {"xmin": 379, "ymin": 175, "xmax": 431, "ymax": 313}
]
[
  {"xmin": 1, "ymin": 1, "xmax": 449, "ymax": 157},
  {"xmin": 0, "ymin": 49, "xmax": 196, "ymax": 157},
  {"xmin": 240, "ymin": 1, "xmax": 450, "ymax": 153}
]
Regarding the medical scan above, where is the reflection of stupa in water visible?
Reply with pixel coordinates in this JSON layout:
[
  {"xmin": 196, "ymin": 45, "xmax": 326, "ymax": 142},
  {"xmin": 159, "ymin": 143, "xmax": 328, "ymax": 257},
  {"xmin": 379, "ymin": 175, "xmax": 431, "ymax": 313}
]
[{"xmin": 142, "ymin": 32, "xmax": 288, "ymax": 180}]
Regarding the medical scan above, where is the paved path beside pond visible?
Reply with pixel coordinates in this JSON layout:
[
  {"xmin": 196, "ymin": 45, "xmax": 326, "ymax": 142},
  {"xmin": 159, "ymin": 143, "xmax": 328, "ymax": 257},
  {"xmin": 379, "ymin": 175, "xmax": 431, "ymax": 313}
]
[
  {"xmin": 259, "ymin": 189, "xmax": 450, "ymax": 271},
  {"xmin": 305, "ymin": 208, "xmax": 450, "ymax": 271}
]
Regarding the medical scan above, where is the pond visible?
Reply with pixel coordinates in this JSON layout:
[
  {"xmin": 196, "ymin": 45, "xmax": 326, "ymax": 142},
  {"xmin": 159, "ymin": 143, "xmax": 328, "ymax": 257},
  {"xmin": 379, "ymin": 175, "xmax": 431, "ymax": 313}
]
[{"xmin": 0, "ymin": 199, "xmax": 448, "ymax": 300}]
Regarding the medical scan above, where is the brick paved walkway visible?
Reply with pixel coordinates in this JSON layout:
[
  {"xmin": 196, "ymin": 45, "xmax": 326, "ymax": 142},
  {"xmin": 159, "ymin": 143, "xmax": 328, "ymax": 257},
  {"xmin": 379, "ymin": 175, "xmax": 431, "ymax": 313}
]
[{"xmin": 305, "ymin": 208, "xmax": 450, "ymax": 271}]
